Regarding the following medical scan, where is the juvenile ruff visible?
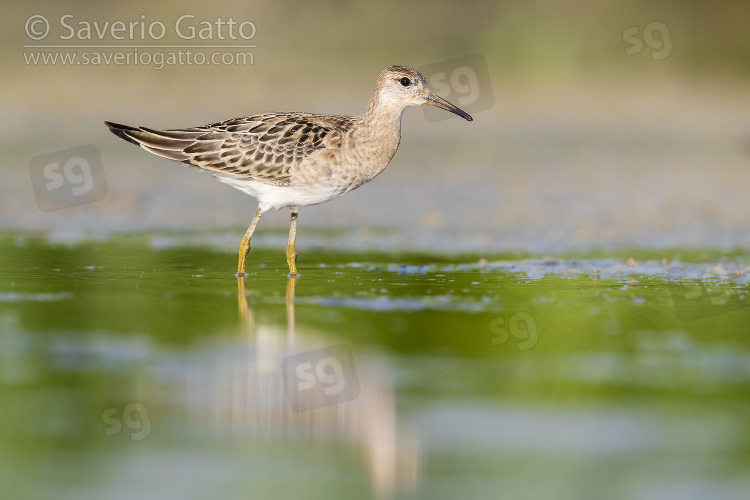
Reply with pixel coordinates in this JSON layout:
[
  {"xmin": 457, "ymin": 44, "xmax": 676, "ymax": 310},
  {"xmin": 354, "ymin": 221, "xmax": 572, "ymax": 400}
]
[{"xmin": 105, "ymin": 65, "xmax": 472, "ymax": 277}]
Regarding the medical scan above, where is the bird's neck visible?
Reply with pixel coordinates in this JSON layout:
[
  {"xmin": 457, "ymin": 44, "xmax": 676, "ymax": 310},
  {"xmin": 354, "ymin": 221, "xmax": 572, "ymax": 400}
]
[
  {"xmin": 358, "ymin": 90, "xmax": 404, "ymax": 148},
  {"xmin": 336, "ymin": 90, "xmax": 404, "ymax": 184}
]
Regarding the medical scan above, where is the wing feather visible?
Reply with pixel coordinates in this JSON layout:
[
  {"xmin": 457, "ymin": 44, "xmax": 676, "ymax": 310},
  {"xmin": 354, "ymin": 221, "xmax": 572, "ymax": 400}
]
[{"xmin": 104, "ymin": 113, "xmax": 353, "ymax": 186}]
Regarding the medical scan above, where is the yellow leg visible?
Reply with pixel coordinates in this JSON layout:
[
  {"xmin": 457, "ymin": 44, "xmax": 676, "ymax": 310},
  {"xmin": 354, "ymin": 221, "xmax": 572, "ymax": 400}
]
[
  {"xmin": 286, "ymin": 274, "xmax": 296, "ymax": 343},
  {"xmin": 286, "ymin": 210, "xmax": 299, "ymax": 277},
  {"xmin": 236, "ymin": 207, "xmax": 263, "ymax": 277}
]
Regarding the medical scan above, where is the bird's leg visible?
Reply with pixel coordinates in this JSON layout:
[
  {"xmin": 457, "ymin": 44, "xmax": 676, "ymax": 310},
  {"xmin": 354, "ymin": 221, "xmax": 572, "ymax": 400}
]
[
  {"xmin": 286, "ymin": 274, "xmax": 296, "ymax": 343},
  {"xmin": 286, "ymin": 210, "xmax": 299, "ymax": 277},
  {"xmin": 236, "ymin": 207, "xmax": 263, "ymax": 277}
]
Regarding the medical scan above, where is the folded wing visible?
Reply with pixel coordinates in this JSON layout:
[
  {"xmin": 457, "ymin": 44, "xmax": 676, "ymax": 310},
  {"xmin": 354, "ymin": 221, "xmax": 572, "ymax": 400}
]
[{"xmin": 105, "ymin": 113, "xmax": 350, "ymax": 186}]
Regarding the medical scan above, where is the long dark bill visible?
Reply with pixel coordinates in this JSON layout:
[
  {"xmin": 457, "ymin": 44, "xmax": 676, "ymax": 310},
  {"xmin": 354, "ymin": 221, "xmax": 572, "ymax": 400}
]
[{"xmin": 425, "ymin": 93, "xmax": 473, "ymax": 121}]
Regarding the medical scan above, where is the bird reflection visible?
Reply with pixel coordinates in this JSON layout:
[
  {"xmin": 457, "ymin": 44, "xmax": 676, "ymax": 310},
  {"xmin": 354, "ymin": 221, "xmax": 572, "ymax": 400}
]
[
  {"xmin": 285, "ymin": 276, "xmax": 296, "ymax": 344},
  {"xmin": 201, "ymin": 275, "xmax": 422, "ymax": 499}
]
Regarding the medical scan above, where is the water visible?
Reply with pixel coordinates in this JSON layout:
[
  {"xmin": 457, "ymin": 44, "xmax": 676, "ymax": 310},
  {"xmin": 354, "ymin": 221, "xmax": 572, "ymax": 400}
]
[{"xmin": 1, "ymin": 235, "xmax": 749, "ymax": 499}]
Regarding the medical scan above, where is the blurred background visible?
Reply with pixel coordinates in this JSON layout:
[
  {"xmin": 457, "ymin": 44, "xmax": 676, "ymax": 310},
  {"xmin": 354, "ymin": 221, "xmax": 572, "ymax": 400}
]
[
  {"xmin": 3, "ymin": 2, "xmax": 750, "ymax": 500},
  {"xmin": 3, "ymin": 0, "xmax": 750, "ymax": 251}
]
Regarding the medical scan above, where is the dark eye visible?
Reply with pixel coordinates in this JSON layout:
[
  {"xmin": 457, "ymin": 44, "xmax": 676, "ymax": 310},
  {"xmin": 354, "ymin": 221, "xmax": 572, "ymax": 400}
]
[{"xmin": 399, "ymin": 77, "xmax": 411, "ymax": 86}]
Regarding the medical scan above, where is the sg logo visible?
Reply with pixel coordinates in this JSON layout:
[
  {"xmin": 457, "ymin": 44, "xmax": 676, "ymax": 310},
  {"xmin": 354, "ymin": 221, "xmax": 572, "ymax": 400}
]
[
  {"xmin": 295, "ymin": 356, "xmax": 347, "ymax": 396},
  {"xmin": 623, "ymin": 21, "xmax": 672, "ymax": 61},
  {"xmin": 420, "ymin": 54, "xmax": 494, "ymax": 122},
  {"xmin": 101, "ymin": 401, "xmax": 152, "ymax": 442},
  {"xmin": 29, "ymin": 144, "xmax": 108, "ymax": 212},
  {"xmin": 488, "ymin": 311, "xmax": 538, "ymax": 351},
  {"xmin": 281, "ymin": 344, "xmax": 360, "ymax": 412}
]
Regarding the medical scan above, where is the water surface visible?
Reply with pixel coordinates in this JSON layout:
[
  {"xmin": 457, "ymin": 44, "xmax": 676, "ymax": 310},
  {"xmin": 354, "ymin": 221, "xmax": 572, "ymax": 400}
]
[{"xmin": 1, "ymin": 235, "xmax": 749, "ymax": 499}]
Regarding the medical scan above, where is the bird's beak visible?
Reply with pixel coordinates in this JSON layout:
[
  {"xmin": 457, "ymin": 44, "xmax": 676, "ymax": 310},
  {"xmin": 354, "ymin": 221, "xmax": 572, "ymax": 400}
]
[{"xmin": 425, "ymin": 93, "xmax": 473, "ymax": 121}]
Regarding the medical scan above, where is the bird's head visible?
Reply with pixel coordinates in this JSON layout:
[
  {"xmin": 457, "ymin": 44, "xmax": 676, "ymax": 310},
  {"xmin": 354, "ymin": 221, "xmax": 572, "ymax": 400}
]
[{"xmin": 374, "ymin": 65, "xmax": 473, "ymax": 121}]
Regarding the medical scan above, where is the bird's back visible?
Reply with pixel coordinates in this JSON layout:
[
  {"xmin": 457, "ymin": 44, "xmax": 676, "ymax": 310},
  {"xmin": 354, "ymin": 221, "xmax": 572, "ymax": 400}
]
[{"xmin": 105, "ymin": 112, "xmax": 357, "ymax": 186}]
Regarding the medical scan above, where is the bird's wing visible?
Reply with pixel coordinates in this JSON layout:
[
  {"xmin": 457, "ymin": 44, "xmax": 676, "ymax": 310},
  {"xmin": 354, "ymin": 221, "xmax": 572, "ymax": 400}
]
[{"xmin": 105, "ymin": 113, "xmax": 352, "ymax": 186}]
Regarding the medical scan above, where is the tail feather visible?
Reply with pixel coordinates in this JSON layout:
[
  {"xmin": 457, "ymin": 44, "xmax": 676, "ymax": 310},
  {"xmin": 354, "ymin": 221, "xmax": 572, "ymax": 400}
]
[
  {"xmin": 104, "ymin": 121, "xmax": 201, "ymax": 162},
  {"xmin": 104, "ymin": 121, "xmax": 142, "ymax": 147}
]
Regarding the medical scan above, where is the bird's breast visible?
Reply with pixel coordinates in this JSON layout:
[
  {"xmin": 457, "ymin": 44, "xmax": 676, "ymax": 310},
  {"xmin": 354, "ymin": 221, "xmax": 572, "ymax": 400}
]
[{"xmin": 342, "ymin": 125, "xmax": 401, "ymax": 182}]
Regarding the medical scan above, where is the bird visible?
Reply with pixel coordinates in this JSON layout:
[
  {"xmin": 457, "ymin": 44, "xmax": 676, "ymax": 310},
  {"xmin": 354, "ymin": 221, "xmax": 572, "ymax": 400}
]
[{"xmin": 105, "ymin": 65, "xmax": 473, "ymax": 277}]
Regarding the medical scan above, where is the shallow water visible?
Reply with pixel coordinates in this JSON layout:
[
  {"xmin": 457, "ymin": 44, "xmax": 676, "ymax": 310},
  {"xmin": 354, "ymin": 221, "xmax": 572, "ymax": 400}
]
[{"xmin": 1, "ymin": 235, "xmax": 749, "ymax": 500}]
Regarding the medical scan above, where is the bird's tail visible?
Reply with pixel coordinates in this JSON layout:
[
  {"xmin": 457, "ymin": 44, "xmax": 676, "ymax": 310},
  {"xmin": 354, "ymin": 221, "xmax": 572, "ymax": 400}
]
[{"xmin": 104, "ymin": 121, "xmax": 205, "ymax": 163}]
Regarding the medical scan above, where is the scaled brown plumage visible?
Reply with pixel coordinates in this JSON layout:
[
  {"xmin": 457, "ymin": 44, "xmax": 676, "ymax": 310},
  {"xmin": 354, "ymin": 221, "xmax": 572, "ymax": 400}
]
[{"xmin": 105, "ymin": 113, "xmax": 355, "ymax": 186}]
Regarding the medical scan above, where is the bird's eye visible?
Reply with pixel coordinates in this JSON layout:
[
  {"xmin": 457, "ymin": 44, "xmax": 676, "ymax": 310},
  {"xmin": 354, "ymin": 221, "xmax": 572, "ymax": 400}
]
[{"xmin": 399, "ymin": 77, "xmax": 411, "ymax": 86}]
